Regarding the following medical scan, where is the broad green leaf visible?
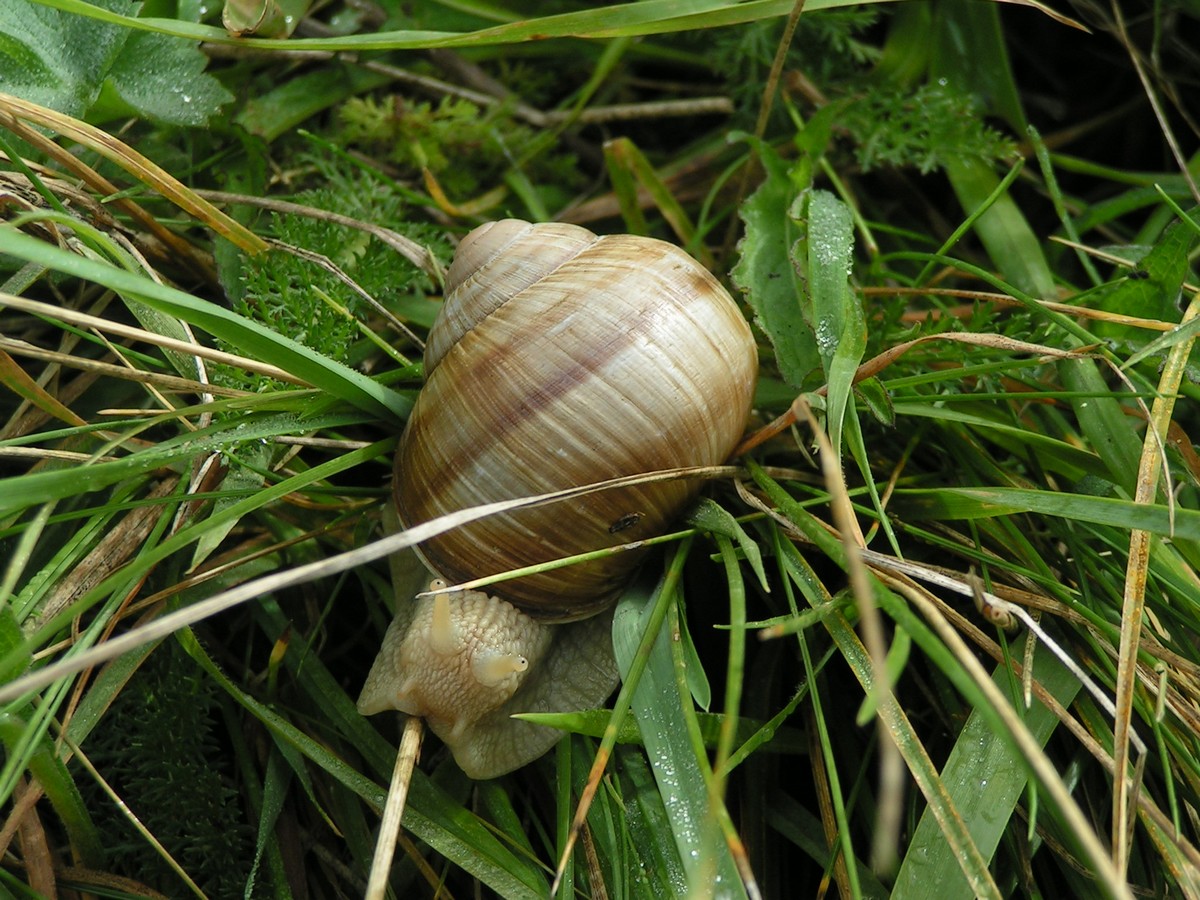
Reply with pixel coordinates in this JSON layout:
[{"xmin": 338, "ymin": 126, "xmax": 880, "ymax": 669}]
[
  {"xmin": 234, "ymin": 65, "xmax": 390, "ymax": 141},
  {"xmin": 0, "ymin": 0, "xmax": 232, "ymax": 125},
  {"xmin": 732, "ymin": 138, "xmax": 820, "ymax": 388}
]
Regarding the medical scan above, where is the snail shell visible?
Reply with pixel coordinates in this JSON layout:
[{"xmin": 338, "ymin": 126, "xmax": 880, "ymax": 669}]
[
  {"xmin": 395, "ymin": 218, "xmax": 758, "ymax": 619},
  {"xmin": 359, "ymin": 219, "xmax": 757, "ymax": 778}
]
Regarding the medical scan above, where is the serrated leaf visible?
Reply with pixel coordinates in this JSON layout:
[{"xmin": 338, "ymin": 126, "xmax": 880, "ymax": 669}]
[
  {"xmin": 0, "ymin": 0, "xmax": 231, "ymax": 125},
  {"xmin": 90, "ymin": 27, "xmax": 234, "ymax": 125}
]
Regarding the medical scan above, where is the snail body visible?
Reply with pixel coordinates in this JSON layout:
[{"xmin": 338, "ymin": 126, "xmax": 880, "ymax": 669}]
[{"xmin": 358, "ymin": 219, "xmax": 757, "ymax": 778}]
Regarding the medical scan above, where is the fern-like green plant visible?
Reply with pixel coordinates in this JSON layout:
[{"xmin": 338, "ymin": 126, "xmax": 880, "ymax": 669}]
[{"xmin": 78, "ymin": 642, "xmax": 253, "ymax": 898}]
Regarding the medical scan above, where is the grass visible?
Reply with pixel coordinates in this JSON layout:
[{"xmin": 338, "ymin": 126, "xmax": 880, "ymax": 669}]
[{"xmin": 1, "ymin": 0, "xmax": 1199, "ymax": 897}]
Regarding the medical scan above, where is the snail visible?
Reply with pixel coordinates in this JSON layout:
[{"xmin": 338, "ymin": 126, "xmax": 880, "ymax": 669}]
[{"xmin": 358, "ymin": 219, "xmax": 758, "ymax": 778}]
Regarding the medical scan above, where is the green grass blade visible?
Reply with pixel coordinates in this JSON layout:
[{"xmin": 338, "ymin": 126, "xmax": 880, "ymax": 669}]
[
  {"xmin": 892, "ymin": 637, "xmax": 1084, "ymax": 899},
  {"xmin": 32, "ymin": 0, "xmax": 901, "ymax": 50},
  {"xmin": 612, "ymin": 576, "xmax": 746, "ymax": 896},
  {"xmin": 0, "ymin": 226, "xmax": 409, "ymax": 422},
  {"xmin": 897, "ymin": 486, "xmax": 1200, "ymax": 542},
  {"xmin": 808, "ymin": 189, "xmax": 863, "ymax": 458}
]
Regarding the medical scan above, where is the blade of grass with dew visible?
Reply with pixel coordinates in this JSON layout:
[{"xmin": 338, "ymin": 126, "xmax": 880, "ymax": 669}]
[
  {"xmin": 0, "ymin": 494, "xmax": 188, "ymax": 809},
  {"xmin": 870, "ymin": 579, "xmax": 1130, "ymax": 899},
  {"xmin": 892, "ymin": 635, "xmax": 1084, "ymax": 899},
  {"xmin": 591, "ymin": 738, "xmax": 658, "ymax": 896},
  {"xmin": 1057, "ymin": 358, "xmax": 1144, "ymax": 496},
  {"xmin": 620, "ymin": 749, "xmax": 692, "ymax": 894},
  {"xmin": 0, "ymin": 95, "xmax": 263, "ymax": 256},
  {"xmin": 768, "ymin": 791, "xmax": 890, "ymax": 895},
  {"xmin": 243, "ymin": 744, "xmax": 291, "ymax": 899},
  {"xmin": 612, "ymin": 572, "xmax": 746, "ymax": 897},
  {"xmin": 477, "ymin": 779, "xmax": 538, "ymax": 861},
  {"xmin": 0, "ymin": 345, "xmax": 87, "ymax": 427},
  {"xmin": 252, "ymin": 598, "xmax": 405, "ymax": 884},
  {"xmin": 177, "ymin": 628, "xmax": 338, "ymax": 834},
  {"xmin": 925, "ymin": 3, "xmax": 1056, "ymax": 301},
  {"xmin": 603, "ymin": 136, "xmax": 707, "ymax": 263},
  {"xmin": 12, "ymin": 478, "xmax": 178, "ymax": 632},
  {"xmin": 18, "ymin": 211, "xmax": 207, "ymax": 382},
  {"xmin": 796, "ymin": 601, "xmax": 862, "ymax": 895},
  {"xmin": 0, "ymin": 607, "xmax": 29, "ymax": 682},
  {"xmin": 1111, "ymin": 288, "xmax": 1200, "ymax": 870},
  {"xmin": 1029, "ymin": 127, "xmax": 1104, "ymax": 287},
  {"xmin": 686, "ymin": 498, "xmax": 769, "ymax": 592},
  {"xmin": 189, "ymin": 442, "xmax": 272, "ymax": 571},
  {"xmin": 807, "ymin": 188, "xmax": 863, "ymax": 459},
  {"xmin": 0, "ymin": 227, "xmax": 408, "ymax": 422},
  {"xmin": 553, "ymin": 740, "xmax": 579, "ymax": 898},
  {"xmin": 1, "ymin": 437, "xmax": 394, "ymax": 701}
]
